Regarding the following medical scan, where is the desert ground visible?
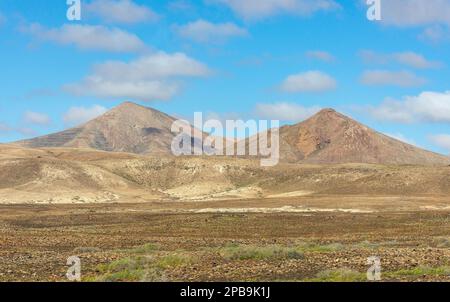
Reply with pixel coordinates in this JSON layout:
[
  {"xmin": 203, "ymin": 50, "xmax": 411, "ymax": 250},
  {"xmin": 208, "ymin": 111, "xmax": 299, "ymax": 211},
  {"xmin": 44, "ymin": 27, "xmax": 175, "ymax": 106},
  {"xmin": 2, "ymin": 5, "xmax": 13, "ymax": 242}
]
[
  {"xmin": 0, "ymin": 198, "xmax": 449, "ymax": 282},
  {"xmin": 0, "ymin": 145, "xmax": 449, "ymax": 282}
]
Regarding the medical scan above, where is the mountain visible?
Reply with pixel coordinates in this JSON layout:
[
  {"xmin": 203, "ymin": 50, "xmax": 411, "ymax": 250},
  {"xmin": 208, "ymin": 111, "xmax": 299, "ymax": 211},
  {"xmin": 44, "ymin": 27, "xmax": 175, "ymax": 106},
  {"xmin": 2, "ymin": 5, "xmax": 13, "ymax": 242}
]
[
  {"xmin": 276, "ymin": 108, "xmax": 449, "ymax": 165},
  {"xmin": 15, "ymin": 103, "xmax": 449, "ymax": 165},
  {"xmin": 16, "ymin": 102, "xmax": 178, "ymax": 155}
]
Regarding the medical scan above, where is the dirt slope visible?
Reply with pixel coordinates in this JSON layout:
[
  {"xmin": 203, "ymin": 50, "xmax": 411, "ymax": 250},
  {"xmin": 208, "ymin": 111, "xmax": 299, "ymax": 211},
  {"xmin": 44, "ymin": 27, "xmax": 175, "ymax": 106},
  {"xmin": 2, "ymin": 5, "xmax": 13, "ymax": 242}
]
[
  {"xmin": 14, "ymin": 103, "xmax": 449, "ymax": 165},
  {"xmin": 15, "ymin": 102, "xmax": 178, "ymax": 155},
  {"xmin": 1, "ymin": 144, "xmax": 450, "ymax": 204},
  {"xmin": 277, "ymin": 109, "xmax": 449, "ymax": 165}
]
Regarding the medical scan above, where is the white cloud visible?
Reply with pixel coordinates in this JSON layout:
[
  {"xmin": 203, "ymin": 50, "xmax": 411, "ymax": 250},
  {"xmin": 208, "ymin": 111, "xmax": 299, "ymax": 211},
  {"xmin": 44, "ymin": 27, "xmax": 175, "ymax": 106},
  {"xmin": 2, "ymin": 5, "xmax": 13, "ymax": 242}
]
[
  {"xmin": 64, "ymin": 52, "xmax": 210, "ymax": 101},
  {"xmin": 0, "ymin": 122, "xmax": 38, "ymax": 137},
  {"xmin": 255, "ymin": 102, "xmax": 321, "ymax": 122},
  {"xmin": 359, "ymin": 50, "xmax": 441, "ymax": 69},
  {"xmin": 0, "ymin": 122, "xmax": 12, "ymax": 133},
  {"xmin": 63, "ymin": 105, "xmax": 108, "ymax": 126},
  {"xmin": 305, "ymin": 50, "xmax": 335, "ymax": 62},
  {"xmin": 369, "ymin": 91, "xmax": 450, "ymax": 123},
  {"xmin": 209, "ymin": 0, "xmax": 340, "ymax": 20},
  {"xmin": 22, "ymin": 23, "xmax": 146, "ymax": 53},
  {"xmin": 85, "ymin": 0, "xmax": 159, "ymax": 24},
  {"xmin": 360, "ymin": 70, "xmax": 426, "ymax": 87},
  {"xmin": 429, "ymin": 134, "xmax": 450, "ymax": 154},
  {"xmin": 419, "ymin": 25, "xmax": 450, "ymax": 43},
  {"xmin": 24, "ymin": 111, "xmax": 51, "ymax": 126},
  {"xmin": 394, "ymin": 52, "xmax": 441, "ymax": 68},
  {"xmin": 381, "ymin": 0, "xmax": 450, "ymax": 27},
  {"xmin": 384, "ymin": 132, "xmax": 417, "ymax": 146},
  {"xmin": 168, "ymin": 0, "xmax": 196, "ymax": 12},
  {"xmin": 281, "ymin": 71, "xmax": 337, "ymax": 93},
  {"xmin": 17, "ymin": 127, "xmax": 38, "ymax": 137},
  {"xmin": 174, "ymin": 19, "xmax": 248, "ymax": 43}
]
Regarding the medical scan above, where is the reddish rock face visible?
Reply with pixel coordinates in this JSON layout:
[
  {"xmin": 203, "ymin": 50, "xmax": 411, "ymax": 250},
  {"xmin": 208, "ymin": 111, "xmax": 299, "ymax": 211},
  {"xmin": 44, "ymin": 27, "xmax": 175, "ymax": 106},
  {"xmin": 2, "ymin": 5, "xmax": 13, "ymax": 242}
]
[
  {"xmin": 14, "ymin": 102, "xmax": 449, "ymax": 165},
  {"xmin": 278, "ymin": 108, "xmax": 449, "ymax": 165}
]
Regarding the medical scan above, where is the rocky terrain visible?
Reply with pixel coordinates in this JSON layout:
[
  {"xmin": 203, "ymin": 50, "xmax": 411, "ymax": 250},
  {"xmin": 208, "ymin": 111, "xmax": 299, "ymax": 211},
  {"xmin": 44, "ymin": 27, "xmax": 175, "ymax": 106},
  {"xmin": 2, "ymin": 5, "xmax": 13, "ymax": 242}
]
[
  {"xmin": 0, "ymin": 202, "xmax": 448, "ymax": 282},
  {"xmin": 14, "ymin": 102, "xmax": 450, "ymax": 165},
  {"xmin": 266, "ymin": 108, "xmax": 449, "ymax": 165},
  {"xmin": 15, "ymin": 102, "xmax": 179, "ymax": 155},
  {"xmin": 2, "ymin": 102, "xmax": 449, "ymax": 282},
  {"xmin": 1, "ymin": 143, "xmax": 450, "ymax": 204}
]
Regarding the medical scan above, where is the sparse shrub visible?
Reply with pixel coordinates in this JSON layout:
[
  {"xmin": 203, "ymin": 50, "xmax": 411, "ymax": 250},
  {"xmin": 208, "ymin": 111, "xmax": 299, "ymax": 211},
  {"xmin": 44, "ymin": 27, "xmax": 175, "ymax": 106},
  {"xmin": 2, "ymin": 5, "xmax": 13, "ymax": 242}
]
[
  {"xmin": 140, "ymin": 267, "xmax": 168, "ymax": 282},
  {"xmin": 312, "ymin": 268, "xmax": 366, "ymax": 282},
  {"xmin": 99, "ymin": 268, "xmax": 145, "ymax": 282},
  {"xmin": 387, "ymin": 266, "xmax": 450, "ymax": 278},
  {"xmin": 432, "ymin": 237, "xmax": 450, "ymax": 248},
  {"xmin": 96, "ymin": 257, "xmax": 148, "ymax": 282},
  {"xmin": 155, "ymin": 254, "xmax": 192, "ymax": 269},
  {"xmin": 98, "ymin": 257, "xmax": 145, "ymax": 274},
  {"xmin": 73, "ymin": 247, "xmax": 101, "ymax": 254},
  {"xmin": 220, "ymin": 244, "xmax": 304, "ymax": 261},
  {"xmin": 92, "ymin": 252, "xmax": 192, "ymax": 282},
  {"xmin": 130, "ymin": 243, "xmax": 159, "ymax": 254},
  {"xmin": 296, "ymin": 242, "xmax": 345, "ymax": 253}
]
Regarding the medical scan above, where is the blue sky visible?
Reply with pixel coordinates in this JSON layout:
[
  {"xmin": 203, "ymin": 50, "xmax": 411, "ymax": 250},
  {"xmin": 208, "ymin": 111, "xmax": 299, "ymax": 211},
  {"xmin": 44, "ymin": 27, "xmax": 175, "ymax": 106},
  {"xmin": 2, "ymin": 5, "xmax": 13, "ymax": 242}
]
[{"xmin": 1, "ymin": 0, "xmax": 450, "ymax": 154}]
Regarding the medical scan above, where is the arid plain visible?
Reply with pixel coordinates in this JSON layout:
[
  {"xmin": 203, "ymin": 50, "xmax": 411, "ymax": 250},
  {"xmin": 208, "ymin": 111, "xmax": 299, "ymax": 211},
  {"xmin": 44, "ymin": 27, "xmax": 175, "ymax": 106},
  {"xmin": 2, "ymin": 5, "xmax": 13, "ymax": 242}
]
[
  {"xmin": 0, "ymin": 144, "xmax": 449, "ymax": 282},
  {"xmin": 1, "ymin": 103, "xmax": 449, "ymax": 282}
]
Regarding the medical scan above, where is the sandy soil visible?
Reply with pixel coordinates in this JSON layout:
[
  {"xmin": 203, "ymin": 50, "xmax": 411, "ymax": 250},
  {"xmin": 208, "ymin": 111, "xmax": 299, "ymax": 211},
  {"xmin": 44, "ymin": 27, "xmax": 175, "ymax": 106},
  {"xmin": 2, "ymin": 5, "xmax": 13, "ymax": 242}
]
[{"xmin": 0, "ymin": 196, "xmax": 448, "ymax": 282}]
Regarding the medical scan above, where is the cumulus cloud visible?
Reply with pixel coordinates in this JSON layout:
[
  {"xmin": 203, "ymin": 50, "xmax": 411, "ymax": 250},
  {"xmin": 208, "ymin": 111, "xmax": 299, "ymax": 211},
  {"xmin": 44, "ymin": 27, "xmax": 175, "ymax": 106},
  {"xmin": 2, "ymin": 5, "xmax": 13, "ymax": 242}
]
[
  {"xmin": 174, "ymin": 19, "xmax": 248, "ymax": 43},
  {"xmin": 168, "ymin": 0, "xmax": 196, "ymax": 12},
  {"xmin": 64, "ymin": 52, "xmax": 210, "ymax": 101},
  {"xmin": 85, "ymin": 0, "xmax": 159, "ymax": 24},
  {"xmin": 281, "ymin": 71, "xmax": 337, "ymax": 93},
  {"xmin": 374, "ymin": 1, "xmax": 450, "ymax": 43},
  {"xmin": 305, "ymin": 50, "xmax": 335, "ymax": 62},
  {"xmin": 359, "ymin": 50, "xmax": 441, "ymax": 69},
  {"xmin": 429, "ymin": 134, "xmax": 450, "ymax": 154},
  {"xmin": 380, "ymin": 0, "xmax": 450, "ymax": 27},
  {"xmin": 24, "ymin": 111, "xmax": 51, "ymax": 126},
  {"xmin": 63, "ymin": 105, "xmax": 108, "ymax": 126},
  {"xmin": 0, "ymin": 122, "xmax": 37, "ymax": 137},
  {"xmin": 394, "ymin": 52, "xmax": 442, "ymax": 68},
  {"xmin": 384, "ymin": 132, "xmax": 417, "ymax": 146},
  {"xmin": 419, "ymin": 25, "xmax": 450, "ymax": 43},
  {"xmin": 209, "ymin": 0, "xmax": 340, "ymax": 20},
  {"xmin": 0, "ymin": 122, "xmax": 12, "ymax": 133},
  {"xmin": 21, "ymin": 23, "xmax": 147, "ymax": 53},
  {"xmin": 255, "ymin": 102, "xmax": 321, "ymax": 122},
  {"xmin": 369, "ymin": 91, "xmax": 450, "ymax": 123},
  {"xmin": 360, "ymin": 70, "xmax": 426, "ymax": 87},
  {"xmin": 17, "ymin": 127, "xmax": 38, "ymax": 137}
]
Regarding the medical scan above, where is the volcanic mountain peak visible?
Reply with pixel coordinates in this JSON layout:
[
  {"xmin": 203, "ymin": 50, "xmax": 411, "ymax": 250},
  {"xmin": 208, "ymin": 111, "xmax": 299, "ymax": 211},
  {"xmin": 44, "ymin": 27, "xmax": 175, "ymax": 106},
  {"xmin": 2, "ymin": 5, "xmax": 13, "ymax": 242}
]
[
  {"xmin": 16, "ymin": 102, "xmax": 178, "ymax": 155},
  {"xmin": 317, "ymin": 107, "xmax": 337, "ymax": 114},
  {"xmin": 96, "ymin": 101, "xmax": 175, "ymax": 125},
  {"xmin": 14, "ymin": 103, "xmax": 449, "ymax": 165},
  {"xmin": 279, "ymin": 108, "xmax": 449, "ymax": 165}
]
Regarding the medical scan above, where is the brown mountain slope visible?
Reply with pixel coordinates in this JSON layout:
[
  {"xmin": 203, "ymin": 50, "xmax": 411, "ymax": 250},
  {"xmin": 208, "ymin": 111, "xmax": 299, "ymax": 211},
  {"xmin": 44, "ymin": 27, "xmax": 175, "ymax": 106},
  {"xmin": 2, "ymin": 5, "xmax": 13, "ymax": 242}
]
[
  {"xmin": 1, "ymin": 144, "xmax": 450, "ymax": 204},
  {"xmin": 277, "ymin": 108, "xmax": 449, "ymax": 165},
  {"xmin": 16, "ymin": 102, "xmax": 178, "ymax": 155},
  {"xmin": 15, "ymin": 103, "xmax": 449, "ymax": 165}
]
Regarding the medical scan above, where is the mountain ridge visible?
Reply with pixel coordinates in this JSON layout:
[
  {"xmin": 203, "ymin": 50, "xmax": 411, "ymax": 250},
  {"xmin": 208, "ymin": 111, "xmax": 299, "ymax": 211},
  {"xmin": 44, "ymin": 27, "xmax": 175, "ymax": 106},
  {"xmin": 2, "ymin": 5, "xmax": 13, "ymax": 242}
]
[
  {"xmin": 15, "ymin": 101, "xmax": 177, "ymax": 155},
  {"xmin": 14, "ymin": 102, "xmax": 449, "ymax": 165},
  {"xmin": 276, "ymin": 107, "xmax": 449, "ymax": 165}
]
